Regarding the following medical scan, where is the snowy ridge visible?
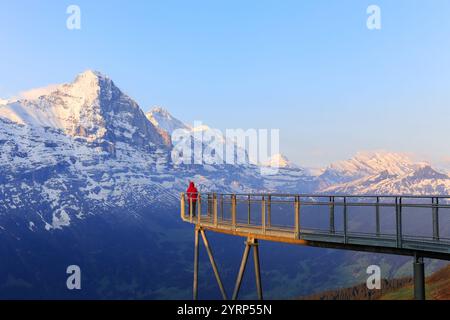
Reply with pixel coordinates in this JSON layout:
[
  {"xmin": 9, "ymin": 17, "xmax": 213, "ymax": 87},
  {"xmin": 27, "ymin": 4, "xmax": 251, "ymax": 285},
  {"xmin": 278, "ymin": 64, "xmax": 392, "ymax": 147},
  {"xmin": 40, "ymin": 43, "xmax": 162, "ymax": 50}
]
[
  {"xmin": 147, "ymin": 108, "xmax": 253, "ymax": 165},
  {"xmin": 146, "ymin": 107, "xmax": 191, "ymax": 135},
  {"xmin": 323, "ymin": 165, "xmax": 450, "ymax": 195},
  {"xmin": 318, "ymin": 151, "xmax": 427, "ymax": 186},
  {"xmin": 262, "ymin": 153, "xmax": 298, "ymax": 168},
  {"xmin": 16, "ymin": 84, "xmax": 61, "ymax": 101}
]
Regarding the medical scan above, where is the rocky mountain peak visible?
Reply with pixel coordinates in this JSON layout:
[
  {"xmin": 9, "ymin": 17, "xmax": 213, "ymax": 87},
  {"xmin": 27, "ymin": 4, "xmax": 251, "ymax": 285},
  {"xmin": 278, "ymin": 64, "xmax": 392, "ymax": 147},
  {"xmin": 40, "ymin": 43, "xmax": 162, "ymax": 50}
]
[
  {"xmin": 0, "ymin": 70, "xmax": 168, "ymax": 148},
  {"xmin": 146, "ymin": 107, "xmax": 191, "ymax": 135}
]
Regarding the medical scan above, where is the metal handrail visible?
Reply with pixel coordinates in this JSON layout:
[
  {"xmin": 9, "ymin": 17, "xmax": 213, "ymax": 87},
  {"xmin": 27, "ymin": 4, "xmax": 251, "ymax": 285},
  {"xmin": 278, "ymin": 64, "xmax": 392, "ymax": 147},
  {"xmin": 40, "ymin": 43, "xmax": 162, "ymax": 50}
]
[
  {"xmin": 181, "ymin": 192, "xmax": 450, "ymax": 257},
  {"xmin": 199, "ymin": 199, "xmax": 450, "ymax": 208},
  {"xmin": 212, "ymin": 193, "xmax": 450, "ymax": 199}
]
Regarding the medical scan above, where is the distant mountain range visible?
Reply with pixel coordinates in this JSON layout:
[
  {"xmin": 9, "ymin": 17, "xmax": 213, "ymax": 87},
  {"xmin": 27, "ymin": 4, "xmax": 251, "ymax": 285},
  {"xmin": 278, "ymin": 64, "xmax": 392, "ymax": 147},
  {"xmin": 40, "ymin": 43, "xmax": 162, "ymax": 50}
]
[
  {"xmin": 0, "ymin": 70, "xmax": 449, "ymax": 231},
  {"xmin": 320, "ymin": 151, "xmax": 450, "ymax": 195}
]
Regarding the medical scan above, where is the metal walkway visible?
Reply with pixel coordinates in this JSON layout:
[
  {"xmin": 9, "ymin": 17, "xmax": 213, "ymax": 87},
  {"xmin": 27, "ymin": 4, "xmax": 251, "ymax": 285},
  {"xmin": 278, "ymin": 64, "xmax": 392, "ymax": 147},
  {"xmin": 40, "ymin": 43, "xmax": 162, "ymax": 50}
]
[{"xmin": 180, "ymin": 193, "xmax": 450, "ymax": 300}]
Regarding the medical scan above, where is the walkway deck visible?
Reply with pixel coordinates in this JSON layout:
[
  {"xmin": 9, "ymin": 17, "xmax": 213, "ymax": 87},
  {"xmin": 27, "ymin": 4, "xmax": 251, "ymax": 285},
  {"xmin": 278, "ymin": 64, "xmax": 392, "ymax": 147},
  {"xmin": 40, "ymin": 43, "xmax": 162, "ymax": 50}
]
[{"xmin": 181, "ymin": 193, "xmax": 450, "ymax": 260}]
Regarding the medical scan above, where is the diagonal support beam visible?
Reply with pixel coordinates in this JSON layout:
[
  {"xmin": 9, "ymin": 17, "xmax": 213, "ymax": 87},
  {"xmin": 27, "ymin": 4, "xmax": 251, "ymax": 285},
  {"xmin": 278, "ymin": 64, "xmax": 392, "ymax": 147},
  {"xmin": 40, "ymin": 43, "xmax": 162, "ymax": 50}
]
[
  {"xmin": 253, "ymin": 239, "xmax": 263, "ymax": 300},
  {"xmin": 200, "ymin": 229, "xmax": 228, "ymax": 300},
  {"xmin": 232, "ymin": 241, "xmax": 251, "ymax": 300}
]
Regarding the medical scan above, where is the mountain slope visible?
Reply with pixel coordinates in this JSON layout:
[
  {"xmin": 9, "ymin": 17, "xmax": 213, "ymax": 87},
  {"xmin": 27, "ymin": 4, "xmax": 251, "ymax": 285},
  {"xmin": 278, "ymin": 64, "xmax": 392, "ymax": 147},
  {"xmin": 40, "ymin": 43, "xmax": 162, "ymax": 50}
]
[
  {"xmin": 380, "ymin": 264, "xmax": 450, "ymax": 300},
  {"xmin": 299, "ymin": 263, "xmax": 450, "ymax": 300},
  {"xmin": 299, "ymin": 278, "xmax": 413, "ymax": 300},
  {"xmin": 146, "ymin": 107, "xmax": 191, "ymax": 135}
]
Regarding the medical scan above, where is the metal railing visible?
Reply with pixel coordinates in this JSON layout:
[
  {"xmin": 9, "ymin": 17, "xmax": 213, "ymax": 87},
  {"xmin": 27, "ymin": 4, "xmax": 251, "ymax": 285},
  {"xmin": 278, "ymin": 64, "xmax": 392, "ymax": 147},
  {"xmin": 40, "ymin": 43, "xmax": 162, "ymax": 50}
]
[{"xmin": 181, "ymin": 193, "xmax": 450, "ymax": 256}]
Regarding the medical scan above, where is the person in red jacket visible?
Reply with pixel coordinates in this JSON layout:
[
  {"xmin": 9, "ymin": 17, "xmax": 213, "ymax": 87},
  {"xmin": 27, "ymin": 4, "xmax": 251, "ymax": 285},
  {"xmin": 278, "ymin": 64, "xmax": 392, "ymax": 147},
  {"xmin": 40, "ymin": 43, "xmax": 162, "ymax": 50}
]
[{"xmin": 186, "ymin": 181, "xmax": 198, "ymax": 216}]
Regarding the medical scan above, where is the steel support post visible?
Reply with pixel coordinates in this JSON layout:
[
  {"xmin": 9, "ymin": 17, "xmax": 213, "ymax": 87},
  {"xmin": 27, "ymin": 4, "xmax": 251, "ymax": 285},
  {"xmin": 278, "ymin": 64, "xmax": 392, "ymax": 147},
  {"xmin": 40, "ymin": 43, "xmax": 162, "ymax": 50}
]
[
  {"xmin": 193, "ymin": 227, "xmax": 199, "ymax": 300},
  {"xmin": 261, "ymin": 197, "xmax": 266, "ymax": 234},
  {"xmin": 248, "ymin": 195, "xmax": 251, "ymax": 224},
  {"xmin": 294, "ymin": 196, "xmax": 300, "ymax": 239},
  {"xmin": 399, "ymin": 197, "xmax": 403, "ymax": 247},
  {"xmin": 231, "ymin": 195, "xmax": 237, "ymax": 230},
  {"xmin": 220, "ymin": 194, "xmax": 224, "ymax": 221},
  {"xmin": 376, "ymin": 196, "xmax": 380, "ymax": 236},
  {"xmin": 329, "ymin": 196, "xmax": 335, "ymax": 234},
  {"xmin": 432, "ymin": 198, "xmax": 440, "ymax": 241},
  {"xmin": 189, "ymin": 197, "xmax": 193, "ymax": 223},
  {"xmin": 343, "ymin": 197, "xmax": 348, "ymax": 244},
  {"xmin": 197, "ymin": 195, "xmax": 201, "ymax": 224},
  {"xmin": 395, "ymin": 197, "xmax": 403, "ymax": 247},
  {"xmin": 414, "ymin": 255, "xmax": 425, "ymax": 300},
  {"xmin": 213, "ymin": 193, "xmax": 218, "ymax": 226}
]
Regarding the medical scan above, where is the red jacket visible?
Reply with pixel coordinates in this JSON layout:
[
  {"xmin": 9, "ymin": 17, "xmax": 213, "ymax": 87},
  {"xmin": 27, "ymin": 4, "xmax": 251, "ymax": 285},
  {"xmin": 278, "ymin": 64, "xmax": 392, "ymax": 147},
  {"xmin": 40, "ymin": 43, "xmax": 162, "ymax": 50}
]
[{"xmin": 186, "ymin": 182, "xmax": 198, "ymax": 201}]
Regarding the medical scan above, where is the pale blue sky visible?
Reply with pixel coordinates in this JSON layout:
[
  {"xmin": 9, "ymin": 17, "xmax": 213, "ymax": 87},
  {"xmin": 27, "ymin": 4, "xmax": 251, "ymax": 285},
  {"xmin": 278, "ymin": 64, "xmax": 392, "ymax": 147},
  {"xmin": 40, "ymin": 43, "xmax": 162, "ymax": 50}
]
[{"xmin": 1, "ymin": 0, "xmax": 450, "ymax": 167}]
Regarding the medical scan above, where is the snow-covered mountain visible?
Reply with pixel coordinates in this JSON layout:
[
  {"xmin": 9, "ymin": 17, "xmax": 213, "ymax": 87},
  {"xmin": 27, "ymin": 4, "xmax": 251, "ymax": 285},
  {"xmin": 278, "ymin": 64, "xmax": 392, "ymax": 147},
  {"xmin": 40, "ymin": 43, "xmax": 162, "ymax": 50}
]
[
  {"xmin": 323, "ymin": 164, "xmax": 450, "ymax": 195},
  {"xmin": 0, "ymin": 72, "xmax": 176, "ymax": 230},
  {"xmin": 1, "ymin": 70, "xmax": 449, "ymax": 232},
  {"xmin": 0, "ymin": 71, "xmax": 298, "ymax": 230},
  {"xmin": 318, "ymin": 151, "xmax": 427, "ymax": 187},
  {"xmin": 147, "ymin": 108, "xmax": 256, "ymax": 167},
  {"xmin": 0, "ymin": 70, "xmax": 167, "ymax": 149}
]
